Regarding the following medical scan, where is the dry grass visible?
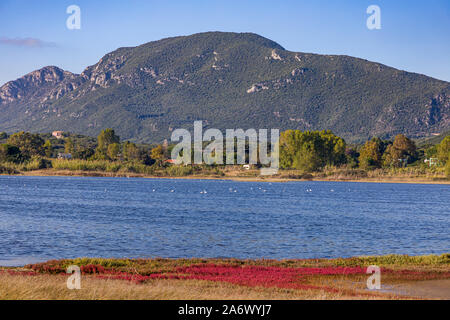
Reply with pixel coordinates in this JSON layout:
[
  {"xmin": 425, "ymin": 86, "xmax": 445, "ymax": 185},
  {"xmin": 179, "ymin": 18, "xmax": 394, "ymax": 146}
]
[{"xmin": 0, "ymin": 273, "xmax": 388, "ymax": 300}]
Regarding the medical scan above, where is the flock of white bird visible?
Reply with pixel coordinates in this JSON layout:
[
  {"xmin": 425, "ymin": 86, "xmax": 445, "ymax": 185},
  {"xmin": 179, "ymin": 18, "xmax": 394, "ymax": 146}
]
[
  {"xmin": 17, "ymin": 183, "xmax": 338, "ymax": 195},
  {"xmin": 143, "ymin": 186, "xmax": 340, "ymax": 194}
]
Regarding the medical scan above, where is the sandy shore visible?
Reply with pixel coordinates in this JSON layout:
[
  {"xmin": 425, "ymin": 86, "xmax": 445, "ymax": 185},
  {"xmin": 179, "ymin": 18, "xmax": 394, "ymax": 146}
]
[{"xmin": 4, "ymin": 169, "xmax": 449, "ymax": 184}]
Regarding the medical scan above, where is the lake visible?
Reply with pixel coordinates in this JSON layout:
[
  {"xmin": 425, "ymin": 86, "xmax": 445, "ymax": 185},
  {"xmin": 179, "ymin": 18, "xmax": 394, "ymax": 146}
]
[{"xmin": 0, "ymin": 176, "xmax": 449, "ymax": 266}]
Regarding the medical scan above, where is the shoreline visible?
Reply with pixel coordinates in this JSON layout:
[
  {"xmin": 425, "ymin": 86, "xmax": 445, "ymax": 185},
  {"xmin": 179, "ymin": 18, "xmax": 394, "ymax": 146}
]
[
  {"xmin": 2, "ymin": 169, "xmax": 449, "ymax": 184},
  {"xmin": 1, "ymin": 253, "xmax": 449, "ymax": 268}
]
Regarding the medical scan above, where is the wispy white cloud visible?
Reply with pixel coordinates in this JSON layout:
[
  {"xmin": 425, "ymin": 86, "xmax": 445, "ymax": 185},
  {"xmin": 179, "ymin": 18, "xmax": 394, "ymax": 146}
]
[{"xmin": 0, "ymin": 37, "xmax": 56, "ymax": 48}]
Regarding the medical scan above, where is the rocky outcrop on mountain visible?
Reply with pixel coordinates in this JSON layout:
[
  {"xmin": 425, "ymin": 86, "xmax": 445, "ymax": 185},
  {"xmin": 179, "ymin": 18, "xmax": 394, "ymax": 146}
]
[
  {"xmin": 0, "ymin": 66, "xmax": 79, "ymax": 105},
  {"xmin": 423, "ymin": 93, "xmax": 450, "ymax": 127}
]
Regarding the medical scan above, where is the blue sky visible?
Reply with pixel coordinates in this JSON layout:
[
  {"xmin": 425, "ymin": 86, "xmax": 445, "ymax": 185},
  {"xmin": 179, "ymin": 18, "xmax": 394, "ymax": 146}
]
[{"xmin": 0, "ymin": 0, "xmax": 449, "ymax": 86}]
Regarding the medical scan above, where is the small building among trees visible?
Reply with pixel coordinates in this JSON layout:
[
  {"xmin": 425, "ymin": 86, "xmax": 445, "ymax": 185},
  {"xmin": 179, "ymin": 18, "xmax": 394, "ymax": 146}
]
[
  {"xmin": 57, "ymin": 153, "xmax": 72, "ymax": 160},
  {"xmin": 52, "ymin": 131, "xmax": 64, "ymax": 139}
]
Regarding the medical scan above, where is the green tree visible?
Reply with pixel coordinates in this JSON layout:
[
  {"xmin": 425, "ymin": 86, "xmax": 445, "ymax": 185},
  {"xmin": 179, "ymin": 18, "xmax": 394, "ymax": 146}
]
[
  {"xmin": 319, "ymin": 130, "xmax": 347, "ymax": 166},
  {"xmin": 151, "ymin": 144, "xmax": 165, "ymax": 166},
  {"xmin": 7, "ymin": 131, "xmax": 44, "ymax": 158},
  {"xmin": 64, "ymin": 138, "xmax": 75, "ymax": 154},
  {"xmin": 358, "ymin": 138, "xmax": 383, "ymax": 169},
  {"xmin": 123, "ymin": 141, "xmax": 141, "ymax": 161},
  {"xmin": 0, "ymin": 144, "xmax": 23, "ymax": 163},
  {"xmin": 97, "ymin": 129, "xmax": 120, "ymax": 152},
  {"xmin": 425, "ymin": 145, "xmax": 438, "ymax": 158},
  {"xmin": 393, "ymin": 134, "xmax": 416, "ymax": 155},
  {"xmin": 345, "ymin": 147, "xmax": 359, "ymax": 168},
  {"xmin": 0, "ymin": 132, "xmax": 8, "ymax": 140},
  {"xmin": 382, "ymin": 134, "xmax": 417, "ymax": 167},
  {"xmin": 279, "ymin": 130, "xmax": 346, "ymax": 171},
  {"xmin": 382, "ymin": 144, "xmax": 402, "ymax": 167},
  {"xmin": 74, "ymin": 147, "xmax": 95, "ymax": 160},
  {"xmin": 293, "ymin": 142, "xmax": 323, "ymax": 171},
  {"xmin": 107, "ymin": 143, "xmax": 120, "ymax": 160},
  {"xmin": 437, "ymin": 136, "xmax": 450, "ymax": 164},
  {"xmin": 43, "ymin": 140, "xmax": 53, "ymax": 158}
]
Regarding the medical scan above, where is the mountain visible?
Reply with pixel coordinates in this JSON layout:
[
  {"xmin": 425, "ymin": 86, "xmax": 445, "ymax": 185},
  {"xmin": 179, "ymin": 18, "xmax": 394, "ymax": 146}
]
[{"xmin": 1, "ymin": 32, "xmax": 449, "ymax": 143}]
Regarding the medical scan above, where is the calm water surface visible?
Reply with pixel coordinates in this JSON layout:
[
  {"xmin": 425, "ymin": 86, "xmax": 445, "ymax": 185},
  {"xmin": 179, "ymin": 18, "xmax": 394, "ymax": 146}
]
[{"xmin": 0, "ymin": 176, "xmax": 449, "ymax": 266}]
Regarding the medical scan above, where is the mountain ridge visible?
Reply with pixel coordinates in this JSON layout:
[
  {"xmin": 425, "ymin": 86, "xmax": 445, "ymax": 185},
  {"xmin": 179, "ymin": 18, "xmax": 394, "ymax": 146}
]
[{"xmin": 1, "ymin": 31, "xmax": 449, "ymax": 143}]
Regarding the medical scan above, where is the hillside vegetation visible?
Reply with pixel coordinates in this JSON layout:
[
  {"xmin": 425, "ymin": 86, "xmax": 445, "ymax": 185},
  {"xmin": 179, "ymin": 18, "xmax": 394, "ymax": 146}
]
[{"xmin": 0, "ymin": 32, "xmax": 449, "ymax": 143}]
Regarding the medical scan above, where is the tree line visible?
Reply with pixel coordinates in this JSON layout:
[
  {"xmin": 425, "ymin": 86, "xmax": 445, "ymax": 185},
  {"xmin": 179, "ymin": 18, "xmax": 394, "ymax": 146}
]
[
  {"xmin": 0, "ymin": 129, "xmax": 449, "ymax": 175},
  {"xmin": 279, "ymin": 130, "xmax": 449, "ymax": 172}
]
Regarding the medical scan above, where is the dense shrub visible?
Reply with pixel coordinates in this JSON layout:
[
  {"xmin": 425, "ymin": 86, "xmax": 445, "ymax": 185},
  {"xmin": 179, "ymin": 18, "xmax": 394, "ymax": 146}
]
[
  {"xmin": 0, "ymin": 144, "xmax": 23, "ymax": 163},
  {"xmin": 0, "ymin": 164, "xmax": 18, "ymax": 174},
  {"xmin": 280, "ymin": 130, "xmax": 346, "ymax": 172},
  {"xmin": 7, "ymin": 132, "xmax": 45, "ymax": 158}
]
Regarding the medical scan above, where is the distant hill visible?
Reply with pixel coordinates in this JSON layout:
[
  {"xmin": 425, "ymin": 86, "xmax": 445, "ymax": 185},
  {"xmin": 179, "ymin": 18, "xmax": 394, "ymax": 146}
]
[{"xmin": 1, "ymin": 32, "xmax": 449, "ymax": 143}]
